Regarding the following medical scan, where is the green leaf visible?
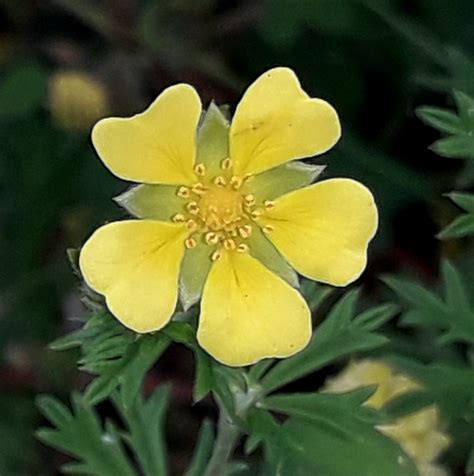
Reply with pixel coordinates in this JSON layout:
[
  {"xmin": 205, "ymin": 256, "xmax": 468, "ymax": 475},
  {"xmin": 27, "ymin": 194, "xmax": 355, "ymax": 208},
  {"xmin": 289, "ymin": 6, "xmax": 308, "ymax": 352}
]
[
  {"xmin": 430, "ymin": 136, "xmax": 474, "ymax": 159},
  {"xmin": 116, "ymin": 386, "xmax": 170, "ymax": 476},
  {"xmin": 193, "ymin": 348, "xmax": 214, "ymax": 402},
  {"xmin": 382, "ymin": 391, "xmax": 435, "ymax": 420},
  {"xmin": 184, "ymin": 420, "xmax": 214, "ymax": 476},
  {"xmin": 114, "ymin": 184, "xmax": 184, "ymax": 220},
  {"xmin": 300, "ymin": 279, "xmax": 334, "ymax": 311},
  {"xmin": 0, "ymin": 61, "xmax": 47, "ymax": 119},
  {"xmin": 416, "ymin": 106, "xmax": 464, "ymax": 134},
  {"xmin": 249, "ymin": 388, "xmax": 418, "ymax": 476},
  {"xmin": 261, "ymin": 290, "xmax": 396, "ymax": 393},
  {"xmin": 439, "ymin": 192, "xmax": 474, "ymax": 238},
  {"xmin": 384, "ymin": 261, "xmax": 474, "ymax": 345},
  {"xmin": 36, "ymin": 394, "xmax": 136, "ymax": 476}
]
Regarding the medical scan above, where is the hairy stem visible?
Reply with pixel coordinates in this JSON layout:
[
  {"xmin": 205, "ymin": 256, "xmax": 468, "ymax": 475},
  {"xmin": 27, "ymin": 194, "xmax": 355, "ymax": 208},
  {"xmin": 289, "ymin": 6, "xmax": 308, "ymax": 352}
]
[{"xmin": 204, "ymin": 403, "xmax": 240, "ymax": 476}]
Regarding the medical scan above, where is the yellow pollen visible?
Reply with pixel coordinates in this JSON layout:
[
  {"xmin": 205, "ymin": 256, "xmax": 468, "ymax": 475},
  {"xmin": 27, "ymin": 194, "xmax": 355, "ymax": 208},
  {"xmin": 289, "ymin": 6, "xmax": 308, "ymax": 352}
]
[
  {"xmin": 221, "ymin": 158, "xmax": 233, "ymax": 170},
  {"xmin": 194, "ymin": 163, "xmax": 206, "ymax": 176},
  {"xmin": 223, "ymin": 238, "xmax": 236, "ymax": 250},
  {"xmin": 172, "ymin": 213, "xmax": 185, "ymax": 223},
  {"xmin": 230, "ymin": 176, "xmax": 243, "ymax": 190},
  {"xmin": 213, "ymin": 176, "xmax": 227, "ymax": 186},
  {"xmin": 244, "ymin": 194, "xmax": 256, "ymax": 207},
  {"xmin": 262, "ymin": 224, "xmax": 274, "ymax": 234},
  {"xmin": 211, "ymin": 250, "xmax": 221, "ymax": 261},
  {"xmin": 192, "ymin": 183, "xmax": 207, "ymax": 195},
  {"xmin": 186, "ymin": 219, "xmax": 198, "ymax": 231},
  {"xmin": 251, "ymin": 209, "xmax": 262, "ymax": 219},
  {"xmin": 238, "ymin": 224, "xmax": 252, "ymax": 238},
  {"xmin": 186, "ymin": 201, "xmax": 200, "ymax": 214},
  {"xmin": 185, "ymin": 237, "xmax": 197, "ymax": 249},
  {"xmin": 236, "ymin": 243, "xmax": 249, "ymax": 253},
  {"xmin": 205, "ymin": 232, "xmax": 220, "ymax": 245},
  {"xmin": 264, "ymin": 200, "xmax": 275, "ymax": 209},
  {"xmin": 177, "ymin": 186, "xmax": 190, "ymax": 198}
]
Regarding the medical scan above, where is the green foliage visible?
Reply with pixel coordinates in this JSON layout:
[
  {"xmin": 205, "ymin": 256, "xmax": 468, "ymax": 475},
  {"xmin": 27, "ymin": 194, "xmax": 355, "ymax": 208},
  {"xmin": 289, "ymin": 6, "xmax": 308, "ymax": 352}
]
[
  {"xmin": 261, "ymin": 290, "xmax": 398, "ymax": 393},
  {"xmin": 51, "ymin": 311, "xmax": 170, "ymax": 405},
  {"xmin": 184, "ymin": 420, "xmax": 214, "ymax": 476},
  {"xmin": 418, "ymin": 90, "xmax": 474, "ymax": 159},
  {"xmin": 36, "ymin": 394, "xmax": 136, "ymax": 476},
  {"xmin": 384, "ymin": 260, "xmax": 474, "ymax": 345},
  {"xmin": 439, "ymin": 192, "xmax": 474, "ymax": 238},
  {"xmin": 249, "ymin": 388, "xmax": 418, "ymax": 476}
]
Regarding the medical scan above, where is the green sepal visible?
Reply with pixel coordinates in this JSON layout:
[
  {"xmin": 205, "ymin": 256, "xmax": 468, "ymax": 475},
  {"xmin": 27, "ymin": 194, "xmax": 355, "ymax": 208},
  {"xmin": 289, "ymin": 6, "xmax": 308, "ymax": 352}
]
[
  {"xmin": 179, "ymin": 241, "xmax": 214, "ymax": 310},
  {"xmin": 247, "ymin": 227, "xmax": 298, "ymax": 288},
  {"xmin": 197, "ymin": 102, "xmax": 230, "ymax": 177},
  {"xmin": 248, "ymin": 161, "xmax": 325, "ymax": 203},
  {"xmin": 114, "ymin": 184, "xmax": 184, "ymax": 221}
]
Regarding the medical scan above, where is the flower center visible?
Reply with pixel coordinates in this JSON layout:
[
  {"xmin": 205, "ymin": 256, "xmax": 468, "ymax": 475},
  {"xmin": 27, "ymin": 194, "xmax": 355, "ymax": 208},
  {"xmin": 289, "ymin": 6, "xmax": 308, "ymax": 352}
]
[
  {"xmin": 198, "ymin": 186, "xmax": 244, "ymax": 231},
  {"xmin": 172, "ymin": 159, "xmax": 274, "ymax": 261}
]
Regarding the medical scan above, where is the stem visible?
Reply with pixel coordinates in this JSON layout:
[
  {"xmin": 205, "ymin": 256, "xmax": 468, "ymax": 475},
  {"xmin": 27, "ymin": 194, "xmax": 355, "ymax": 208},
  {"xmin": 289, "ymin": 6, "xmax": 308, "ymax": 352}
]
[{"xmin": 204, "ymin": 403, "xmax": 240, "ymax": 476}]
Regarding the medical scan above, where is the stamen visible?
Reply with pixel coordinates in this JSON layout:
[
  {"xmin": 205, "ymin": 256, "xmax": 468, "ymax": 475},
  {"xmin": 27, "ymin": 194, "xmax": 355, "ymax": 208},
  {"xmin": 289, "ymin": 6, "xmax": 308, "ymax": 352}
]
[
  {"xmin": 221, "ymin": 158, "xmax": 233, "ymax": 170},
  {"xmin": 236, "ymin": 243, "xmax": 249, "ymax": 253},
  {"xmin": 251, "ymin": 210, "xmax": 262, "ymax": 219},
  {"xmin": 264, "ymin": 200, "xmax": 275, "ymax": 210},
  {"xmin": 191, "ymin": 182, "xmax": 207, "ymax": 195},
  {"xmin": 238, "ymin": 224, "xmax": 252, "ymax": 238},
  {"xmin": 244, "ymin": 194, "xmax": 256, "ymax": 207},
  {"xmin": 172, "ymin": 213, "xmax": 185, "ymax": 223},
  {"xmin": 242, "ymin": 173, "xmax": 254, "ymax": 183},
  {"xmin": 186, "ymin": 219, "xmax": 198, "ymax": 232},
  {"xmin": 213, "ymin": 176, "xmax": 227, "ymax": 187},
  {"xmin": 185, "ymin": 237, "xmax": 197, "ymax": 249},
  {"xmin": 205, "ymin": 232, "xmax": 219, "ymax": 245},
  {"xmin": 262, "ymin": 224, "xmax": 274, "ymax": 234},
  {"xmin": 177, "ymin": 186, "xmax": 190, "ymax": 198},
  {"xmin": 186, "ymin": 201, "xmax": 200, "ymax": 215},
  {"xmin": 211, "ymin": 250, "xmax": 221, "ymax": 261},
  {"xmin": 194, "ymin": 163, "xmax": 206, "ymax": 176},
  {"xmin": 223, "ymin": 238, "xmax": 236, "ymax": 250},
  {"xmin": 230, "ymin": 176, "xmax": 243, "ymax": 190}
]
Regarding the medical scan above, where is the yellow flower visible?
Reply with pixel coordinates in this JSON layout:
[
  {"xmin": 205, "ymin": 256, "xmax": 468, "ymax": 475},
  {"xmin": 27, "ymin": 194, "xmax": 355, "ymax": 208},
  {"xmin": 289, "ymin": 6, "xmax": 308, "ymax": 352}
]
[
  {"xmin": 79, "ymin": 67, "xmax": 378, "ymax": 366},
  {"xmin": 49, "ymin": 71, "xmax": 109, "ymax": 131},
  {"xmin": 325, "ymin": 360, "xmax": 451, "ymax": 476}
]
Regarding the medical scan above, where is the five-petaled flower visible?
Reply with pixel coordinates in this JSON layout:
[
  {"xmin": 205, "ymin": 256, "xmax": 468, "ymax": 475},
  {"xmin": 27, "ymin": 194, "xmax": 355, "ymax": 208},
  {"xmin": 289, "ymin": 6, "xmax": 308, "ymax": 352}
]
[{"xmin": 79, "ymin": 67, "xmax": 378, "ymax": 366}]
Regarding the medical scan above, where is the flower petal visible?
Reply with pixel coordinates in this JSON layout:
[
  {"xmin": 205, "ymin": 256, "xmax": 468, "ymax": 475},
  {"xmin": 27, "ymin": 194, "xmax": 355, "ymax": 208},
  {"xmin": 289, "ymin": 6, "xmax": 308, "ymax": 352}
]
[
  {"xmin": 260, "ymin": 179, "xmax": 378, "ymax": 286},
  {"xmin": 230, "ymin": 67, "xmax": 340, "ymax": 176},
  {"xmin": 79, "ymin": 220, "xmax": 186, "ymax": 332},
  {"xmin": 92, "ymin": 84, "xmax": 201, "ymax": 185},
  {"xmin": 197, "ymin": 251, "xmax": 311, "ymax": 366}
]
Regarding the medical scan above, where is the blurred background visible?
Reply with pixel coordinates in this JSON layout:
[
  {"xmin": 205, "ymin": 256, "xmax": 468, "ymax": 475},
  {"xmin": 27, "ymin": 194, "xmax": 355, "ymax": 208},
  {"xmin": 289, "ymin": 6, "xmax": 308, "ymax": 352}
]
[{"xmin": 1, "ymin": 0, "xmax": 474, "ymax": 474}]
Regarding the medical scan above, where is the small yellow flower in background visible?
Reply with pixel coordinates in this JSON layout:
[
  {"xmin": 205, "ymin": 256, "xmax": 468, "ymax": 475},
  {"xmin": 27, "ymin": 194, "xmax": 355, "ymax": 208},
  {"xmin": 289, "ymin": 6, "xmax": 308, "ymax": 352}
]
[
  {"xmin": 49, "ymin": 71, "xmax": 109, "ymax": 131},
  {"xmin": 79, "ymin": 67, "xmax": 378, "ymax": 366},
  {"xmin": 325, "ymin": 359, "xmax": 451, "ymax": 476}
]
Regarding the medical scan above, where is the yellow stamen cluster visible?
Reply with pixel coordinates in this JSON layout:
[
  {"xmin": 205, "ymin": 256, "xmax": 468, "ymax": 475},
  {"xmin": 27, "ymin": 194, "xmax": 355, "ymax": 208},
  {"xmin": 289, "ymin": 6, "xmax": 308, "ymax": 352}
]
[{"xmin": 173, "ymin": 159, "xmax": 269, "ymax": 260}]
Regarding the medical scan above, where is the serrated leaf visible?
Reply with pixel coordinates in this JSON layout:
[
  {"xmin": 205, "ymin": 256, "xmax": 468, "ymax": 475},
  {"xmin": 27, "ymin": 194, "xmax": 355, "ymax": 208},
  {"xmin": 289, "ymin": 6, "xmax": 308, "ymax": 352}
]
[
  {"xmin": 36, "ymin": 394, "xmax": 136, "ymax": 476},
  {"xmin": 116, "ymin": 386, "xmax": 170, "ymax": 476},
  {"xmin": 193, "ymin": 348, "xmax": 214, "ymax": 402},
  {"xmin": 261, "ymin": 290, "xmax": 394, "ymax": 393},
  {"xmin": 439, "ymin": 192, "xmax": 474, "ymax": 238},
  {"xmin": 184, "ymin": 420, "xmax": 214, "ymax": 476},
  {"xmin": 417, "ymin": 106, "xmax": 464, "ymax": 134},
  {"xmin": 382, "ymin": 391, "xmax": 435, "ymax": 420},
  {"xmin": 384, "ymin": 261, "xmax": 474, "ymax": 344},
  {"xmin": 431, "ymin": 136, "xmax": 474, "ymax": 159}
]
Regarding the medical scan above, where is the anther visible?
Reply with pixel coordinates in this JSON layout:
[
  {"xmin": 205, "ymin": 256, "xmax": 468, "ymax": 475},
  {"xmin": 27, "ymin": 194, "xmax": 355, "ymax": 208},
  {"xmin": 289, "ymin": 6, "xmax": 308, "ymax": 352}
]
[
  {"xmin": 251, "ymin": 210, "xmax": 262, "ymax": 219},
  {"xmin": 191, "ymin": 183, "xmax": 207, "ymax": 195},
  {"xmin": 230, "ymin": 176, "xmax": 243, "ymax": 189},
  {"xmin": 262, "ymin": 224, "xmax": 274, "ymax": 234},
  {"xmin": 186, "ymin": 201, "xmax": 200, "ymax": 215},
  {"xmin": 186, "ymin": 219, "xmax": 198, "ymax": 231},
  {"xmin": 172, "ymin": 213, "xmax": 185, "ymax": 223},
  {"xmin": 223, "ymin": 238, "xmax": 236, "ymax": 250},
  {"xmin": 177, "ymin": 186, "xmax": 190, "ymax": 198},
  {"xmin": 221, "ymin": 158, "xmax": 233, "ymax": 170},
  {"xmin": 244, "ymin": 194, "xmax": 256, "ymax": 206},
  {"xmin": 211, "ymin": 250, "xmax": 221, "ymax": 262},
  {"xmin": 238, "ymin": 224, "xmax": 252, "ymax": 238},
  {"xmin": 205, "ymin": 232, "xmax": 219, "ymax": 245},
  {"xmin": 194, "ymin": 163, "xmax": 206, "ymax": 176},
  {"xmin": 185, "ymin": 237, "xmax": 197, "ymax": 249},
  {"xmin": 236, "ymin": 243, "xmax": 249, "ymax": 253},
  {"xmin": 213, "ymin": 176, "xmax": 227, "ymax": 186},
  {"xmin": 264, "ymin": 200, "xmax": 275, "ymax": 210}
]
